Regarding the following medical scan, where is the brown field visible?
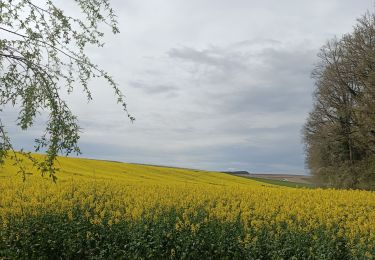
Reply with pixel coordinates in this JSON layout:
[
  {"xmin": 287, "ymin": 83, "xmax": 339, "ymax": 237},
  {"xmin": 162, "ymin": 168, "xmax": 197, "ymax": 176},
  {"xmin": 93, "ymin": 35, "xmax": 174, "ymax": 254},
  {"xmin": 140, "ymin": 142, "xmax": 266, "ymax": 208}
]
[{"xmin": 227, "ymin": 172, "xmax": 314, "ymax": 185}]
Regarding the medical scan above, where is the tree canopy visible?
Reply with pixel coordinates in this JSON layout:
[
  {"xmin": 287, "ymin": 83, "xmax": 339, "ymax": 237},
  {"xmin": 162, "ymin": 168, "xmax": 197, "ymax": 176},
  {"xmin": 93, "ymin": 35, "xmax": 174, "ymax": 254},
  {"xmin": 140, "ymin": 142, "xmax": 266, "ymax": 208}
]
[
  {"xmin": 304, "ymin": 11, "xmax": 375, "ymax": 189},
  {"xmin": 0, "ymin": 0, "xmax": 133, "ymax": 179}
]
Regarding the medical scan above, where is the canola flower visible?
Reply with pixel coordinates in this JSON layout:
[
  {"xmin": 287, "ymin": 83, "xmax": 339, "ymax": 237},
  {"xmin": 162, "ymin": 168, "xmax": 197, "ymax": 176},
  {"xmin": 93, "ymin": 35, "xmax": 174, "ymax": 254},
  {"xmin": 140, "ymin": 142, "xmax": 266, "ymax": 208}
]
[{"xmin": 0, "ymin": 154, "xmax": 374, "ymax": 258}]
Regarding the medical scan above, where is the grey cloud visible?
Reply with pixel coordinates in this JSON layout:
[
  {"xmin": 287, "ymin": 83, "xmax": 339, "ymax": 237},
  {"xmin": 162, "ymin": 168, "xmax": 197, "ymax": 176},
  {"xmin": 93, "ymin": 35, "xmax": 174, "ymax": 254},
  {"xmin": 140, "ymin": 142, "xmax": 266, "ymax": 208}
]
[
  {"xmin": 129, "ymin": 80, "xmax": 179, "ymax": 95},
  {"xmin": 207, "ymin": 87, "xmax": 312, "ymax": 115},
  {"xmin": 167, "ymin": 43, "xmax": 316, "ymax": 84},
  {"xmin": 166, "ymin": 43, "xmax": 316, "ymax": 117},
  {"xmin": 232, "ymin": 39, "xmax": 282, "ymax": 48},
  {"xmin": 167, "ymin": 46, "xmax": 248, "ymax": 73},
  {"xmin": 260, "ymin": 47, "xmax": 316, "ymax": 75}
]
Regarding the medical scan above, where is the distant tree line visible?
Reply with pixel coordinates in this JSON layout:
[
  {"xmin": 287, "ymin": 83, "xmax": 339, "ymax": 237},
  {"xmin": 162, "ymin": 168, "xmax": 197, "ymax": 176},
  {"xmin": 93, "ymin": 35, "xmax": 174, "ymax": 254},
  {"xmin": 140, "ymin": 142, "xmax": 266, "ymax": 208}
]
[{"xmin": 304, "ymin": 10, "xmax": 375, "ymax": 189}]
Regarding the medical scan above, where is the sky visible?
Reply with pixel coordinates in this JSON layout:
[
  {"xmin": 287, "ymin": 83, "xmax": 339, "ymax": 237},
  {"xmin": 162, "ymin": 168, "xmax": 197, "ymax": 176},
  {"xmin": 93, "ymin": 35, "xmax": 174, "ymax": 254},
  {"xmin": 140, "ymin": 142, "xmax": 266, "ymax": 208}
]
[{"xmin": 4, "ymin": 0, "xmax": 375, "ymax": 174}]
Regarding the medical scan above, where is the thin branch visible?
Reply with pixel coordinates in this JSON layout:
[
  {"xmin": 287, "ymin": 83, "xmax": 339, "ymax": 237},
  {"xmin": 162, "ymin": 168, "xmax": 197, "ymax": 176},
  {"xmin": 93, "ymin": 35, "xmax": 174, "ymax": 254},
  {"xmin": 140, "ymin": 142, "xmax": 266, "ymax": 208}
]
[{"xmin": 0, "ymin": 26, "xmax": 86, "ymax": 66}]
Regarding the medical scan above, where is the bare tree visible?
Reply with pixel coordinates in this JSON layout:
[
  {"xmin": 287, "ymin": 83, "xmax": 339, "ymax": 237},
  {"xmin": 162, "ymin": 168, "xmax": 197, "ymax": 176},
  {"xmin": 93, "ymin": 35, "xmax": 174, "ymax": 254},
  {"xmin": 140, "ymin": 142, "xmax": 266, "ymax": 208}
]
[{"xmin": 304, "ymin": 11, "xmax": 375, "ymax": 189}]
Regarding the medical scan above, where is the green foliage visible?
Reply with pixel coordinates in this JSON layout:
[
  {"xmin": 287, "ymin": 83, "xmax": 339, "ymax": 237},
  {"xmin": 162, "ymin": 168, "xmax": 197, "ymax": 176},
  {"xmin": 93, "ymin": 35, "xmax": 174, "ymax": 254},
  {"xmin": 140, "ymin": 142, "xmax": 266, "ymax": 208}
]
[
  {"xmin": 0, "ymin": 208, "xmax": 371, "ymax": 259},
  {"xmin": 0, "ymin": 0, "xmax": 133, "ymax": 178}
]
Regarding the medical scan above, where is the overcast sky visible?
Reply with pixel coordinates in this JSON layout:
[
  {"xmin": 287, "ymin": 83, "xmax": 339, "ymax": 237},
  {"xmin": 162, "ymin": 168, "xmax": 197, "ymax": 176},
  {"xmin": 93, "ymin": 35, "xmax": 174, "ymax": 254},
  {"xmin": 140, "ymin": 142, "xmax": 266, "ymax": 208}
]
[{"xmin": 5, "ymin": 0, "xmax": 375, "ymax": 174}]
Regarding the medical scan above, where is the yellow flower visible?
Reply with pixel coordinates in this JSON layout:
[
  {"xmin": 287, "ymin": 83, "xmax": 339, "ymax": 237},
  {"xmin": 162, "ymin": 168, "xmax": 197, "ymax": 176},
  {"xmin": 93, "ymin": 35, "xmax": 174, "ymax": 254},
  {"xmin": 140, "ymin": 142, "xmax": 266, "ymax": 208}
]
[
  {"xmin": 67, "ymin": 211, "xmax": 73, "ymax": 221},
  {"xmin": 0, "ymin": 153, "xmax": 374, "ymax": 255}
]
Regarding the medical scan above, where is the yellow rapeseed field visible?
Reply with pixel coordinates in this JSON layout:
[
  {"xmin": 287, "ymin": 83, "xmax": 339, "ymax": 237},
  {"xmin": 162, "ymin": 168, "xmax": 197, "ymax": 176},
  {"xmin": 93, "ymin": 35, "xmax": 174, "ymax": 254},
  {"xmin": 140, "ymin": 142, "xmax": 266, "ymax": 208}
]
[{"xmin": 0, "ymin": 154, "xmax": 374, "ymax": 258}]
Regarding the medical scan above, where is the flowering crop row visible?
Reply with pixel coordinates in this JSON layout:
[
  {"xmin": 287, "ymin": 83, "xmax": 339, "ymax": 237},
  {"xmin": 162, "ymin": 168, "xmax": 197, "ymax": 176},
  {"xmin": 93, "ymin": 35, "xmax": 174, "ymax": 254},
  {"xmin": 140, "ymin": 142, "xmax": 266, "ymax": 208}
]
[{"xmin": 0, "ymin": 155, "xmax": 374, "ymax": 258}]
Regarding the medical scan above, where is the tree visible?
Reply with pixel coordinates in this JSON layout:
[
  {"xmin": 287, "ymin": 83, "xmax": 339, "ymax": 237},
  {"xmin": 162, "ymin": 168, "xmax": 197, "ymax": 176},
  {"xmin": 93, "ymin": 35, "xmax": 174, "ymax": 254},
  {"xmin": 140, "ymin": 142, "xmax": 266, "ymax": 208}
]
[
  {"xmin": 304, "ymin": 10, "xmax": 375, "ymax": 189},
  {"xmin": 305, "ymin": 43, "xmax": 358, "ymax": 187},
  {"xmin": 341, "ymin": 12, "xmax": 375, "ymax": 155},
  {"xmin": 0, "ymin": 0, "xmax": 134, "ymax": 179}
]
